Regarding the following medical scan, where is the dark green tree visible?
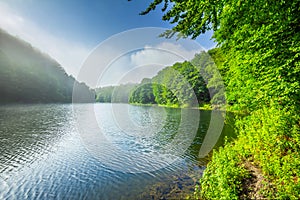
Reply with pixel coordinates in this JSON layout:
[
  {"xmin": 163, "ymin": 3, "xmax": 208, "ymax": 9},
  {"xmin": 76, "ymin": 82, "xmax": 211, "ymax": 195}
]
[{"xmin": 129, "ymin": 79, "xmax": 156, "ymax": 104}]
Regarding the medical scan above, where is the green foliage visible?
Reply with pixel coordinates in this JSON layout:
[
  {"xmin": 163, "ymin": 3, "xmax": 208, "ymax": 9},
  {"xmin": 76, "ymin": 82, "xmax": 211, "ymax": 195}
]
[
  {"xmin": 0, "ymin": 29, "xmax": 94, "ymax": 103},
  {"xmin": 129, "ymin": 58, "xmax": 211, "ymax": 107},
  {"xmin": 95, "ymin": 86, "xmax": 114, "ymax": 102},
  {"xmin": 129, "ymin": 82, "xmax": 156, "ymax": 104},
  {"xmin": 95, "ymin": 83, "xmax": 137, "ymax": 103},
  {"xmin": 141, "ymin": 0, "xmax": 300, "ymax": 110},
  {"xmin": 191, "ymin": 50, "xmax": 226, "ymax": 106},
  {"xmin": 199, "ymin": 145, "xmax": 249, "ymax": 199},
  {"xmin": 222, "ymin": 6, "xmax": 300, "ymax": 111},
  {"xmin": 199, "ymin": 105, "xmax": 300, "ymax": 199},
  {"xmin": 235, "ymin": 105, "xmax": 300, "ymax": 198},
  {"xmin": 139, "ymin": 0, "xmax": 223, "ymax": 39}
]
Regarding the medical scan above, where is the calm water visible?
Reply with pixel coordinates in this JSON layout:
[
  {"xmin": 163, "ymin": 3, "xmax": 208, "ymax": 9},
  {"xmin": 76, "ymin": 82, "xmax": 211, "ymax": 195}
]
[{"xmin": 0, "ymin": 104, "xmax": 234, "ymax": 199}]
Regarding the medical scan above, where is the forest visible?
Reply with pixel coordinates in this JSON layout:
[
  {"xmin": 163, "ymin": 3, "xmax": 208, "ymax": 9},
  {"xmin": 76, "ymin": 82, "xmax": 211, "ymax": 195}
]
[
  {"xmin": 139, "ymin": 0, "xmax": 300, "ymax": 199},
  {"xmin": 0, "ymin": 28, "xmax": 95, "ymax": 103},
  {"xmin": 95, "ymin": 83, "xmax": 137, "ymax": 103},
  {"xmin": 129, "ymin": 56, "xmax": 212, "ymax": 107}
]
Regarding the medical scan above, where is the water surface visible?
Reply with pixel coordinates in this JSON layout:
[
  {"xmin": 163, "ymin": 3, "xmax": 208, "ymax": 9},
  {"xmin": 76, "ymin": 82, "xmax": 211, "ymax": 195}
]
[{"xmin": 0, "ymin": 103, "xmax": 234, "ymax": 199}]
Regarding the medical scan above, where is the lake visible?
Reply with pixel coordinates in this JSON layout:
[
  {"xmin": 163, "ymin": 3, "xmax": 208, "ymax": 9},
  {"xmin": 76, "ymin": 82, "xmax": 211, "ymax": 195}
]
[{"xmin": 0, "ymin": 103, "xmax": 235, "ymax": 199}]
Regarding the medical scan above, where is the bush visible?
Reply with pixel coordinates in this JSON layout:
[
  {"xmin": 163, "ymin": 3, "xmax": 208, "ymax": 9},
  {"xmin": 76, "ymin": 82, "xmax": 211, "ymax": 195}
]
[{"xmin": 199, "ymin": 104, "xmax": 300, "ymax": 199}]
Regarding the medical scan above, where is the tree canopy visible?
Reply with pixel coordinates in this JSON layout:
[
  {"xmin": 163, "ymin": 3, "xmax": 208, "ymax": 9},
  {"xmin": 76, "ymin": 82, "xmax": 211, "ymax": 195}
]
[
  {"xmin": 140, "ymin": 0, "xmax": 300, "ymax": 111},
  {"xmin": 129, "ymin": 56, "xmax": 211, "ymax": 107}
]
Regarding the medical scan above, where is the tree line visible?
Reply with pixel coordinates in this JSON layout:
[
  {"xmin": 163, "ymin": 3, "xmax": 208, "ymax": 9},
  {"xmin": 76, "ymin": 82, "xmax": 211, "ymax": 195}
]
[
  {"xmin": 129, "ymin": 50, "xmax": 225, "ymax": 108},
  {"xmin": 95, "ymin": 50, "xmax": 223, "ymax": 108},
  {"xmin": 95, "ymin": 83, "xmax": 137, "ymax": 103}
]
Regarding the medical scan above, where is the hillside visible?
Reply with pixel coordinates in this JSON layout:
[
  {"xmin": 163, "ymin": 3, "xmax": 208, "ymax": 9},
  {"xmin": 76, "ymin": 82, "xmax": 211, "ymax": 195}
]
[{"xmin": 0, "ymin": 29, "xmax": 94, "ymax": 103}]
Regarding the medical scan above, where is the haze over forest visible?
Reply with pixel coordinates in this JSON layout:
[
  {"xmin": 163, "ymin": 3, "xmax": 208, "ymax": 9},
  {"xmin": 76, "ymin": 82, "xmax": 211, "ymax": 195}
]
[{"xmin": 0, "ymin": 29, "xmax": 95, "ymax": 103}]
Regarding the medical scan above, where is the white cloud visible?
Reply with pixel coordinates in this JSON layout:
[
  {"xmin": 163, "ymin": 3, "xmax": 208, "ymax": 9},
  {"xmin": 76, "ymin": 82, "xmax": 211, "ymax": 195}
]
[
  {"xmin": 131, "ymin": 42, "xmax": 201, "ymax": 67},
  {"xmin": 0, "ymin": 2, "xmax": 90, "ymax": 77},
  {"xmin": 97, "ymin": 42, "xmax": 202, "ymax": 86}
]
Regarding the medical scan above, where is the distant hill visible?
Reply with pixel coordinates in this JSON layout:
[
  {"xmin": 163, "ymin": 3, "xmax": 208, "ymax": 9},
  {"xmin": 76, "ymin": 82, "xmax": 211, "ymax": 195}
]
[{"xmin": 0, "ymin": 29, "xmax": 95, "ymax": 103}]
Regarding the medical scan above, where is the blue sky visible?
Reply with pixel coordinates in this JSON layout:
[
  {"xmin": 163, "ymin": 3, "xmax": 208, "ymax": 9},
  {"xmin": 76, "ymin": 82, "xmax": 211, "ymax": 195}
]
[{"xmin": 0, "ymin": 0, "xmax": 216, "ymax": 86}]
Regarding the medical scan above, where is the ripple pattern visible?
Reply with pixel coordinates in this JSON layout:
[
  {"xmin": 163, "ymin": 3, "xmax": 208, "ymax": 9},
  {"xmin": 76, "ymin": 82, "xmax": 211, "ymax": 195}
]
[{"xmin": 0, "ymin": 104, "xmax": 234, "ymax": 199}]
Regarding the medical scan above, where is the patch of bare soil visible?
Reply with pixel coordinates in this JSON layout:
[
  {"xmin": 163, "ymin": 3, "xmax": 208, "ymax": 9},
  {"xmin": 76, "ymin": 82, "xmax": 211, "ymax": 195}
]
[{"xmin": 239, "ymin": 161, "xmax": 267, "ymax": 199}]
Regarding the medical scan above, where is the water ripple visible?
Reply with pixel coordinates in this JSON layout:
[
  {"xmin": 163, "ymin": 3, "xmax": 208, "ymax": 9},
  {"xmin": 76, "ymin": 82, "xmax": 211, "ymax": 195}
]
[{"xmin": 0, "ymin": 104, "xmax": 234, "ymax": 199}]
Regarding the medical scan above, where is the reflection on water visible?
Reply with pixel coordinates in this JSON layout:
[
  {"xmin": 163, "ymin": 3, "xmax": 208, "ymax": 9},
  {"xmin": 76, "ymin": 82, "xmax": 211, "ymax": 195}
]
[{"xmin": 0, "ymin": 104, "xmax": 235, "ymax": 199}]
